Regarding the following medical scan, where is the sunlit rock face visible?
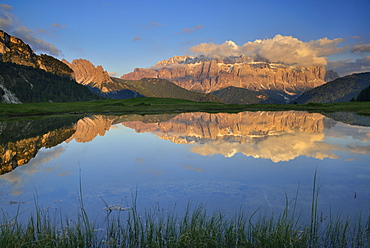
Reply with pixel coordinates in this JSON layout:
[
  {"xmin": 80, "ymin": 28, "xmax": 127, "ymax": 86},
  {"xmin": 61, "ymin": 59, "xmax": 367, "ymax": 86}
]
[
  {"xmin": 121, "ymin": 55, "xmax": 326, "ymax": 96},
  {"xmin": 121, "ymin": 111, "xmax": 335, "ymax": 162},
  {"xmin": 62, "ymin": 59, "xmax": 115, "ymax": 93},
  {"xmin": 0, "ymin": 30, "xmax": 73, "ymax": 78}
]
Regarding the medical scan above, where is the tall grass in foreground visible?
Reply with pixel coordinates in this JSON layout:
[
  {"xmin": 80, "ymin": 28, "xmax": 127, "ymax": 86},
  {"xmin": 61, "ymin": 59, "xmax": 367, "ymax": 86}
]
[{"xmin": 0, "ymin": 174, "xmax": 369, "ymax": 247}]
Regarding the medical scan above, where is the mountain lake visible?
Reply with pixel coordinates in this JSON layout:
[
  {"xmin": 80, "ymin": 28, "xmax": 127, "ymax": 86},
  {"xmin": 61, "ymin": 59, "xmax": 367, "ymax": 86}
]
[{"xmin": 0, "ymin": 111, "xmax": 369, "ymax": 224}]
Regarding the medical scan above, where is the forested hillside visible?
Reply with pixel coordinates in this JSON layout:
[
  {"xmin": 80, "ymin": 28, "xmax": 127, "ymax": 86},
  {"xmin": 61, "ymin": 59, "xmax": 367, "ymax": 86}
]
[
  {"xmin": 294, "ymin": 72, "xmax": 370, "ymax": 103},
  {"xmin": 112, "ymin": 78, "xmax": 222, "ymax": 103},
  {"xmin": 355, "ymin": 84, "xmax": 370, "ymax": 101},
  {"xmin": 0, "ymin": 62, "xmax": 103, "ymax": 103},
  {"xmin": 211, "ymin": 86, "xmax": 269, "ymax": 104}
]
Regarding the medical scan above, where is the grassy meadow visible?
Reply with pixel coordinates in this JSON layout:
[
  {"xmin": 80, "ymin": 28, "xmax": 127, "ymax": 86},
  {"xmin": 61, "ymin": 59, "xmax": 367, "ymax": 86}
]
[{"xmin": 1, "ymin": 97, "xmax": 370, "ymax": 117}]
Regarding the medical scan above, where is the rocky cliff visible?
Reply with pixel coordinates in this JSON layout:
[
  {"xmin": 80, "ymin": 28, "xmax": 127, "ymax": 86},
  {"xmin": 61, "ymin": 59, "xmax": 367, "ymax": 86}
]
[
  {"xmin": 0, "ymin": 30, "xmax": 73, "ymax": 78},
  {"xmin": 121, "ymin": 55, "xmax": 327, "ymax": 102},
  {"xmin": 62, "ymin": 59, "xmax": 117, "ymax": 93}
]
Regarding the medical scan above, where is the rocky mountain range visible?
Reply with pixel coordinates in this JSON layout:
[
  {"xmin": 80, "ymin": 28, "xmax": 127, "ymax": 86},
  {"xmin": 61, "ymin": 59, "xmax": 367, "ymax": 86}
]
[
  {"xmin": 3, "ymin": 30, "xmax": 368, "ymax": 105},
  {"xmin": 63, "ymin": 58, "xmax": 222, "ymax": 102},
  {"xmin": 121, "ymin": 55, "xmax": 329, "ymax": 102}
]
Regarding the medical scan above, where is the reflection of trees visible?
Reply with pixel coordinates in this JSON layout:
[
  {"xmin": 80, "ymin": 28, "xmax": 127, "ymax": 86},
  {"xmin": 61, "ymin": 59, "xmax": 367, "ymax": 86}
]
[
  {"xmin": 0, "ymin": 116, "xmax": 80, "ymax": 174},
  {"xmin": 0, "ymin": 127, "xmax": 76, "ymax": 174}
]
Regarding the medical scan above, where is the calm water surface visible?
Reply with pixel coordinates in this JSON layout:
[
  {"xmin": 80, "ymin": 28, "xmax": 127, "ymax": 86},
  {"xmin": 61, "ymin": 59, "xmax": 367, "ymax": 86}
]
[{"xmin": 0, "ymin": 111, "xmax": 369, "ymax": 221}]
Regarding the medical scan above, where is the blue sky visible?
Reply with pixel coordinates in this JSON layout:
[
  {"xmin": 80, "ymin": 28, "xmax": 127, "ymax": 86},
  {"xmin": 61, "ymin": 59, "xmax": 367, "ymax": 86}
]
[{"xmin": 1, "ymin": 0, "xmax": 370, "ymax": 76}]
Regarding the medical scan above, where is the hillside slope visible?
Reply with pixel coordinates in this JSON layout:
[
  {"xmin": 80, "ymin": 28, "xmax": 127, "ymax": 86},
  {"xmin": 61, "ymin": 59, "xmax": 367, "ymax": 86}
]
[
  {"xmin": 1, "ymin": 30, "xmax": 73, "ymax": 78},
  {"xmin": 294, "ymin": 72, "xmax": 370, "ymax": 103},
  {"xmin": 211, "ymin": 86, "xmax": 269, "ymax": 104},
  {"xmin": 113, "ymin": 78, "xmax": 223, "ymax": 103},
  {"xmin": 0, "ymin": 62, "xmax": 103, "ymax": 103}
]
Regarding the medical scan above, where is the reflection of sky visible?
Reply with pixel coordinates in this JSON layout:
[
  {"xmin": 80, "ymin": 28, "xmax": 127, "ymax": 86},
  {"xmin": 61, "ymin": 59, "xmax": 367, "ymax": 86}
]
[
  {"xmin": 189, "ymin": 121, "xmax": 370, "ymax": 163},
  {"xmin": 0, "ymin": 115, "xmax": 369, "ymax": 223}
]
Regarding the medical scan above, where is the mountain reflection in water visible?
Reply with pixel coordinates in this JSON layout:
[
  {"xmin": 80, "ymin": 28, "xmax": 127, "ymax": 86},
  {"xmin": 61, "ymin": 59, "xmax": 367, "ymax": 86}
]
[
  {"xmin": 0, "ymin": 111, "xmax": 369, "ymax": 221},
  {"xmin": 1, "ymin": 111, "xmax": 370, "ymax": 174}
]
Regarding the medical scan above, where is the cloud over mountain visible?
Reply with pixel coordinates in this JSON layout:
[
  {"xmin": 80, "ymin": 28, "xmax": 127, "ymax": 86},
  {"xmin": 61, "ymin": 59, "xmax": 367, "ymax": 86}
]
[
  {"xmin": 0, "ymin": 4, "xmax": 61, "ymax": 56},
  {"xmin": 327, "ymin": 56, "xmax": 370, "ymax": 76},
  {"xmin": 189, "ymin": 34, "xmax": 346, "ymax": 66}
]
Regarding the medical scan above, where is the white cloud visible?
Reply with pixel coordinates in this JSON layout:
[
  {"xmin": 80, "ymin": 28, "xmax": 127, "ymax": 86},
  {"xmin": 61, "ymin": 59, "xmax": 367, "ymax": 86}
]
[
  {"xmin": 190, "ymin": 34, "xmax": 347, "ymax": 66},
  {"xmin": 0, "ymin": 4, "xmax": 62, "ymax": 56}
]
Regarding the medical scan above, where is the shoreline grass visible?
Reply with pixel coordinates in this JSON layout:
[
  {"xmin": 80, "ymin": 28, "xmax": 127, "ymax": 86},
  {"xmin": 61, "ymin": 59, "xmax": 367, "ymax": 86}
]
[
  {"xmin": 1, "ymin": 173, "xmax": 369, "ymax": 247},
  {"xmin": 1, "ymin": 97, "xmax": 370, "ymax": 117},
  {"xmin": 1, "ymin": 201, "xmax": 369, "ymax": 247}
]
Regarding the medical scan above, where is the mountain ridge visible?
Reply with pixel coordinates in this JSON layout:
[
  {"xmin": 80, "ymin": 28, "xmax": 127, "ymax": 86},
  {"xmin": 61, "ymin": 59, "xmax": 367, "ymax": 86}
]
[
  {"xmin": 0, "ymin": 30, "xmax": 73, "ymax": 78},
  {"xmin": 63, "ymin": 58, "xmax": 223, "ymax": 103}
]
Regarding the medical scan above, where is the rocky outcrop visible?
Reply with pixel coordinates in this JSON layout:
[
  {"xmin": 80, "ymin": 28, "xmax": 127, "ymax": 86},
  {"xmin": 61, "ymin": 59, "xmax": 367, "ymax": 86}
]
[
  {"xmin": 0, "ymin": 30, "xmax": 73, "ymax": 78},
  {"xmin": 62, "ymin": 59, "xmax": 116, "ymax": 93},
  {"xmin": 121, "ymin": 55, "xmax": 327, "ymax": 99},
  {"xmin": 324, "ymin": 69, "xmax": 340, "ymax": 82}
]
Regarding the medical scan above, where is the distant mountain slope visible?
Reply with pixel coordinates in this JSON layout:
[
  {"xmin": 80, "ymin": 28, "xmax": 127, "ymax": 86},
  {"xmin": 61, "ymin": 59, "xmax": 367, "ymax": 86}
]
[
  {"xmin": 324, "ymin": 69, "xmax": 340, "ymax": 82},
  {"xmin": 294, "ymin": 72, "xmax": 370, "ymax": 103},
  {"xmin": 112, "ymin": 78, "xmax": 223, "ymax": 103},
  {"xmin": 211, "ymin": 86, "xmax": 269, "ymax": 104},
  {"xmin": 0, "ymin": 62, "xmax": 103, "ymax": 103}
]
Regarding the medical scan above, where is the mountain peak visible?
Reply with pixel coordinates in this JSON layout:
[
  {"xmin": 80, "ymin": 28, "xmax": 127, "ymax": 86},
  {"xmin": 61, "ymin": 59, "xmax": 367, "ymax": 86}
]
[{"xmin": 62, "ymin": 58, "xmax": 113, "ymax": 92}]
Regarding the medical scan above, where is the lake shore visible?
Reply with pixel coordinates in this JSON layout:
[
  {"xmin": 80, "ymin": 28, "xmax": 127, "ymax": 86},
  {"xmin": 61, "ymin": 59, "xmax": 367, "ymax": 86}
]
[
  {"xmin": 1, "ymin": 97, "xmax": 370, "ymax": 117},
  {"xmin": 1, "ymin": 196, "xmax": 369, "ymax": 247}
]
